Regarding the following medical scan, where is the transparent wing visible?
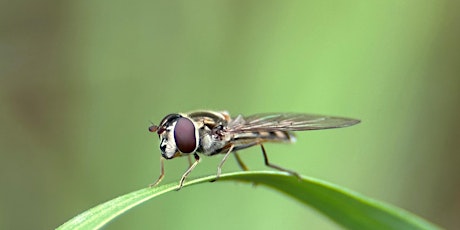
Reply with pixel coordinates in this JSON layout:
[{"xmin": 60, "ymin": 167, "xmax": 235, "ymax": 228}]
[{"xmin": 226, "ymin": 113, "xmax": 360, "ymax": 132}]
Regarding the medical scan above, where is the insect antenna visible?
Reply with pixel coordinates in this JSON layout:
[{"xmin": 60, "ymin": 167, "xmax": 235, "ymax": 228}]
[{"xmin": 148, "ymin": 121, "xmax": 158, "ymax": 133}]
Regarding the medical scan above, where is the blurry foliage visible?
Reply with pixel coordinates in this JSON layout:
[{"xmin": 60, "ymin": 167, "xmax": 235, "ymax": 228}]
[{"xmin": 0, "ymin": 1, "xmax": 459, "ymax": 229}]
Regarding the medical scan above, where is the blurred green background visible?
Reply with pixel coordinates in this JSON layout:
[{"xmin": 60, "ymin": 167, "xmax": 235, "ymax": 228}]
[{"xmin": 1, "ymin": 1, "xmax": 459, "ymax": 229}]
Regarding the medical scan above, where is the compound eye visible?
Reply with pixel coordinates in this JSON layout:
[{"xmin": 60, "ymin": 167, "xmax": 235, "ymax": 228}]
[{"xmin": 174, "ymin": 117, "xmax": 197, "ymax": 153}]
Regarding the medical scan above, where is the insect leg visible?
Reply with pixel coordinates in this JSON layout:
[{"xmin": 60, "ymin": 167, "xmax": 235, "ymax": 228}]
[
  {"xmin": 150, "ymin": 156, "xmax": 165, "ymax": 187},
  {"xmin": 178, "ymin": 153, "xmax": 200, "ymax": 190},
  {"xmin": 187, "ymin": 154, "xmax": 193, "ymax": 167},
  {"xmin": 234, "ymin": 152, "xmax": 249, "ymax": 171},
  {"xmin": 210, "ymin": 144, "xmax": 235, "ymax": 182},
  {"xmin": 260, "ymin": 144, "xmax": 301, "ymax": 179}
]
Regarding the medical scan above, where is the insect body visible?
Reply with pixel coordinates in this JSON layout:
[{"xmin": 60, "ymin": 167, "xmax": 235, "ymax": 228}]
[{"xmin": 148, "ymin": 110, "xmax": 360, "ymax": 189}]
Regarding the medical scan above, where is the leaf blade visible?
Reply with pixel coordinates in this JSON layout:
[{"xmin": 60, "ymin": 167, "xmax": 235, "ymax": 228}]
[{"xmin": 57, "ymin": 171, "xmax": 441, "ymax": 230}]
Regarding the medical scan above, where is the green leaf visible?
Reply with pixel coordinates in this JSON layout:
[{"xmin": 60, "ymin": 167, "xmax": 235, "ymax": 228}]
[{"xmin": 57, "ymin": 171, "xmax": 440, "ymax": 230}]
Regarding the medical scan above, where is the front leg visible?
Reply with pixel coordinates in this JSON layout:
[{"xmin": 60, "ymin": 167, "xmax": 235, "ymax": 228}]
[
  {"xmin": 177, "ymin": 153, "xmax": 200, "ymax": 190},
  {"xmin": 149, "ymin": 156, "xmax": 165, "ymax": 187}
]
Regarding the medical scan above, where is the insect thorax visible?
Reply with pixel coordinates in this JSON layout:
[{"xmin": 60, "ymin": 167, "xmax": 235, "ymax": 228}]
[{"xmin": 195, "ymin": 118, "xmax": 229, "ymax": 156}]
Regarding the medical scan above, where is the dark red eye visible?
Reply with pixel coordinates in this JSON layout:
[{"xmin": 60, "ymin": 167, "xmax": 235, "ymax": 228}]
[{"xmin": 174, "ymin": 117, "xmax": 197, "ymax": 153}]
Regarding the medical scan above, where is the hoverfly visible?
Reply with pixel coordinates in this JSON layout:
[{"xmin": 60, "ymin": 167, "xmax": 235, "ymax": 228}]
[{"xmin": 148, "ymin": 110, "xmax": 360, "ymax": 189}]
